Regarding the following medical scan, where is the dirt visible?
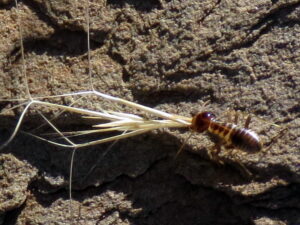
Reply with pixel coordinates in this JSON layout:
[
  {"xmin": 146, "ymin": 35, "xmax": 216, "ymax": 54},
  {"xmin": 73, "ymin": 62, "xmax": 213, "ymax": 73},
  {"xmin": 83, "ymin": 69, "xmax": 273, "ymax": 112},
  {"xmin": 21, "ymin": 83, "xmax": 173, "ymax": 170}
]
[{"xmin": 0, "ymin": 0, "xmax": 300, "ymax": 225}]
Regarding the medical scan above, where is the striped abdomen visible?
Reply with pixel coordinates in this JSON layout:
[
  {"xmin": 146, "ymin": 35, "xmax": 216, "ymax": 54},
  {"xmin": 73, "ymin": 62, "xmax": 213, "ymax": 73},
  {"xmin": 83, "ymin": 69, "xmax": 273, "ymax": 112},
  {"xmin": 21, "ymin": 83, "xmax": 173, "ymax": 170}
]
[
  {"xmin": 190, "ymin": 112, "xmax": 262, "ymax": 153},
  {"xmin": 208, "ymin": 122, "xmax": 262, "ymax": 153}
]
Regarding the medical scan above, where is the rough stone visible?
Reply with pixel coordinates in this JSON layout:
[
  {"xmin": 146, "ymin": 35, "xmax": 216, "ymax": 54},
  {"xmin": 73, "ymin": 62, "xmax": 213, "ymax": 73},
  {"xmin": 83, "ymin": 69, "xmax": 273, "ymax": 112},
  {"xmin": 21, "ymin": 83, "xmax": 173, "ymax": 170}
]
[{"xmin": 0, "ymin": 0, "xmax": 299, "ymax": 224}]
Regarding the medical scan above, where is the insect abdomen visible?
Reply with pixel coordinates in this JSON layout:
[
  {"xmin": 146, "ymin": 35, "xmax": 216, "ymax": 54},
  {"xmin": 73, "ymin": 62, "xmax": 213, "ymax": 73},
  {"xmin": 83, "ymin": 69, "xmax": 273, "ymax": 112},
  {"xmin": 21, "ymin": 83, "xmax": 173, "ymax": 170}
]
[{"xmin": 208, "ymin": 122, "xmax": 262, "ymax": 153}]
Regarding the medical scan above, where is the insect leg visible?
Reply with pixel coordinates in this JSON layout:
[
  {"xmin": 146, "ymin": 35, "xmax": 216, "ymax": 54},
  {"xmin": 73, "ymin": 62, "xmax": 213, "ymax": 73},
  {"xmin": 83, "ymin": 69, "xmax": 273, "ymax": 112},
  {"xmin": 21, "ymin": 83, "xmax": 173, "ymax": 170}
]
[
  {"xmin": 208, "ymin": 143, "xmax": 224, "ymax": 165},
  {"xmin": 225, "ymin": 149, "xmax": 253, "ymax": 177},
  {"xmin": 175, "ymin": 133, "xmax": 194, "ymax": 159},
  {"xmin": 232, "ymin": 155, "xmax": 252, "ymax": 177},
  {"xmin": 224, "ymin": 110, "xmax": 239, "ymax": 124},
  {"xmin": 224, "ymin": 110, "xmax": 234, "ymax": 123},
  {"xmin": 244, "ymin": 114, "xmax": 251, "ymax": 129},
  {"xmin": 263, "ymin": 126, "xmax": 288, "ymax": 152},
  {"xmin": 231, "ymin": 110, "xmax": 251, "ymax": 128},
  {"xmin": 234, "ymin": 111, "xmax": 239, "ymax": 124}
]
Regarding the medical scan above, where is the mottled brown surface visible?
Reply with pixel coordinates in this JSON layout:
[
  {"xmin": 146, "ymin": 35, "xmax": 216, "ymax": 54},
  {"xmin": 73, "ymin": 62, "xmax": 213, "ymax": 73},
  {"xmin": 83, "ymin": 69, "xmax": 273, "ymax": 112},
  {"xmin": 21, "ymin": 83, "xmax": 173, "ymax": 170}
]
[{"xmin": 0, "ymin": 0, "xmax": 300, "ymax": 225}]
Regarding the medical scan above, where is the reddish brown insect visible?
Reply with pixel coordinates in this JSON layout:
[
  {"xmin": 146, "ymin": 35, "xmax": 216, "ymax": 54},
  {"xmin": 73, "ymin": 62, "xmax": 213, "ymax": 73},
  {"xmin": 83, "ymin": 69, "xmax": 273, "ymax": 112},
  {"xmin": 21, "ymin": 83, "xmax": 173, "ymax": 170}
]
[{"xmin": 190, "ymin": 111, "xmax": 262, "ymax": 158}]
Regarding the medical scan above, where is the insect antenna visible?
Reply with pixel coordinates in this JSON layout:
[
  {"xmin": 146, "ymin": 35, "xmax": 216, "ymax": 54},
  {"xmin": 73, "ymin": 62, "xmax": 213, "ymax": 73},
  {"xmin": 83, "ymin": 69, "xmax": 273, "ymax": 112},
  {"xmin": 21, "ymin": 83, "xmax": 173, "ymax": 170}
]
[{"xmin": 174, "ymin": 133, "xmax": 194, "ymax": 159}]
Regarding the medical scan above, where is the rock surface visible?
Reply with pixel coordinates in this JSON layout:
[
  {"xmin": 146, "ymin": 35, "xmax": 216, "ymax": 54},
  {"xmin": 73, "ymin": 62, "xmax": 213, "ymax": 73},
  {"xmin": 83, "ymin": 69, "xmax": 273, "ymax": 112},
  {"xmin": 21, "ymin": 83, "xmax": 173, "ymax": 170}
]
[{"xmin": 0, "ymin": 0, "xmax": 299, "ymax": 224}]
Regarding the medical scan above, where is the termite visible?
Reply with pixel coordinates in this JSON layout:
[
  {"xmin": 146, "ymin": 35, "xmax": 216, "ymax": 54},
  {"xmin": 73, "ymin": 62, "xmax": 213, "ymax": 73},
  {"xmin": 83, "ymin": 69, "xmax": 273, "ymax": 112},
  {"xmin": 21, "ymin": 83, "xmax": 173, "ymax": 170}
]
[
  {"xmin": 185, "ymin": 111, "xmax": 267, "ymax": 172},
  {"xmin": 191, "ymin": 111, "xmax": 262, "ymax": 154}
]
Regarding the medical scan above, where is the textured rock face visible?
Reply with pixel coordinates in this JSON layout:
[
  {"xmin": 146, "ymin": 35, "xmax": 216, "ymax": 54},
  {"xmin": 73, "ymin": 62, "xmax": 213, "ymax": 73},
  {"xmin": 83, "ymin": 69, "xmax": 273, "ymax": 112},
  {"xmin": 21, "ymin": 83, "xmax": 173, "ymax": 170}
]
[{"xmin": 0, "ymin": 0, "xmax": 299, "ymax": 224}]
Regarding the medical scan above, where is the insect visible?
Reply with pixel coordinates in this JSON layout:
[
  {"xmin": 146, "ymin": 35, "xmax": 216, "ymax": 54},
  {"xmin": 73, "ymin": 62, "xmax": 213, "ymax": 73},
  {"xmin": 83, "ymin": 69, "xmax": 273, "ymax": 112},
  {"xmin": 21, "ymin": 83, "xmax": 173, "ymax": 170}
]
[
  {"xmin": 191, "ymin": 111, "xmax": 262, "ymax": 155},
  {"xmin": 172, "ymin": 110, "xmax": 265, "ymax": 167},
  {"xmin": 181, "ymin": 110, "xmax": 286, "ymax": 176}
]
